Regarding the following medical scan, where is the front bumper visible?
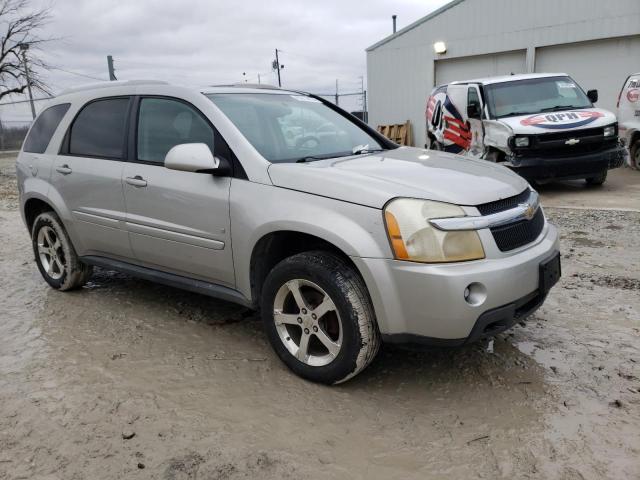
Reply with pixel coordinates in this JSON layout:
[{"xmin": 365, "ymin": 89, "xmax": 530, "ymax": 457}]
[
  {"xmin": 506, "ymin": 143, "xmax": 627, "ymax": 181},
  {"xmin": 351, "ymin": 223, "xmax": 560, "ymax": 345}
]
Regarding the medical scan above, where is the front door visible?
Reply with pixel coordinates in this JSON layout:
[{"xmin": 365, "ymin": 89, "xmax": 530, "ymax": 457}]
[
  {"xmin": 466, "ymin": 85, "xmax": 485, "ymax": 158},
  {"xmin": 51, "ymin": 97, "xmax": 133, "ymax": 259},
  {"xmin": 122, "ymin": 96, "xmax": 234, "ymax": 286}
]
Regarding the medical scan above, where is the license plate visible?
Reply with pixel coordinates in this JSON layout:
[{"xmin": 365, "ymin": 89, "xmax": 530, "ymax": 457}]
[{"xmin": 539, "ymin": 252, "xmax": 561, "ymax": 294}]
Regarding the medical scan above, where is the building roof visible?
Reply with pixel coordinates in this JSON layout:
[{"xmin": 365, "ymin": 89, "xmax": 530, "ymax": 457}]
[
  {"xmin": 451, "ymin": 72, "xmax": 569, "ymax": 86},
  {"xmin": 366, "ymin": 0, "xmax": 466, "ymax": 52}
]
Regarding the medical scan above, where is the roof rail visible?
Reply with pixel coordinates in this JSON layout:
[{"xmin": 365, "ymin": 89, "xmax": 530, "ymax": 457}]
[
  {"xmin": 210, "ymin": 83, "xmax": 281, "ymax": 90},
  {"xmin": 58, "ymin": 79, "xmax": 169, "ymax": 96}
]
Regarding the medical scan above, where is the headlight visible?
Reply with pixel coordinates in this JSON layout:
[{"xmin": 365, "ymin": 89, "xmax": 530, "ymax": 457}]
[
  {"xmin": 384, "ymin": 198, "xmax": 485, "ymax": 263},
  {"xmin": 514, "ymin": 136, "xmax": 529, "ymax": 147},
  {"xmin": 603, "ymin": 125, "xmax": 616, "ymax": 137}
]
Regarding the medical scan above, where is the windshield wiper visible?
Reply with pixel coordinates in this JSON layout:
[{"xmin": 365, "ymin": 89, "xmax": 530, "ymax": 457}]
[
  {"xmin": 295, "ymin": 148, "xmax": 386, "ymax": 163},
  {"xmin": 351, "ymin": 146, "xmax": 386, "ymax": 155},
  {"xmin": 499, "ymin": 111, "xmax": 535, "ymax": 118},
  {"xmin": 540, "ymin": 105, "xmax": 587, "ymax": 112}
]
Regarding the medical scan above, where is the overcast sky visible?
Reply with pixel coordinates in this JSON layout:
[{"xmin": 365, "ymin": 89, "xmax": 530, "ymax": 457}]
[{"xmin": 32, "ymin": 0, "xmax": 448, "ymax": 100}]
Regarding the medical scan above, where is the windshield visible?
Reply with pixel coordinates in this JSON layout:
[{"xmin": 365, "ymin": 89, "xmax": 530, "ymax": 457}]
[
  {"xmin": 206, "ymin": 93, "xmax": 385, "ymax": 163},
  {"xmin": 484, "ymin": 76, "xmax": 592, "ymax": 118}
]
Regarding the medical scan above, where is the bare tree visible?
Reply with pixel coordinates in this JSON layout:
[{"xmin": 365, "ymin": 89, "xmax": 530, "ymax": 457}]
[{"xmin": 0, "ymin": 0, "xmax": 50, "ymax": 101}]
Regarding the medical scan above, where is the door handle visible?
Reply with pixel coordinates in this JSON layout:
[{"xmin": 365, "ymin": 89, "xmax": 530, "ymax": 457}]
[
  {"xmin": 56, "ymin": 164, "xmax": 72, "ymax": 175},
  {"xmin": 125, "ymin": 175, "xmax": 147, "ymax": 187}
]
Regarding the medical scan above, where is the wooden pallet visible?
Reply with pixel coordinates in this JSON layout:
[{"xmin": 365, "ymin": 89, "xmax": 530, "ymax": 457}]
[{"xmin": 376, "ymin": 121, "xmax": 413, "ymax": 146}]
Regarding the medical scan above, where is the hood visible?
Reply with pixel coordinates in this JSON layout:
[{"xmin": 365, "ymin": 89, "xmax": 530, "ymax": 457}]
[
  {"xmin": 267, "ymin": 147, "xmax": 528, "ymax": 209},
  {"xmin": 500, "ymin": 108, "xmax": 616, "ymax": 134}
]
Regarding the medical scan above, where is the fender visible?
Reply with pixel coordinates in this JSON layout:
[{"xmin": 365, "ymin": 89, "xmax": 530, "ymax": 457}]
[
  {"xmin": 22, "ymin": 184, "xmax": 86, "ymax": 253},
  {"xmin": 230, "ymin": 180, "xmax": 391, "ymax": 301}
]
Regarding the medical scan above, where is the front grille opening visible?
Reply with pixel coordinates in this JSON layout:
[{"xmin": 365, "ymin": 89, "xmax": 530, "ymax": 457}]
[
  {"xmin": 490, "ymin": 208, "xmax": 545, "ymax": 252},
  {"xmin": 476, "ymin": 189, "xmax": 530, "ymax": 216}
]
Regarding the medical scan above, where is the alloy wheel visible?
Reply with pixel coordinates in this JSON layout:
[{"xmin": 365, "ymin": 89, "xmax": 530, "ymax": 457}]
[
  {"xmin": 273, "ymin": 279, "xmax": 343, "ymax": 367},
  {"xmin": 37, "ymin": 226, "xmax": 65, "ymax": 280}
]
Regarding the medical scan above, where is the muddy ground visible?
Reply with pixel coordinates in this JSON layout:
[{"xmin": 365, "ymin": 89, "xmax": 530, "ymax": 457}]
[{"xmin": 1, "ymin": 155, "xmax": 639, "ymax": 479}]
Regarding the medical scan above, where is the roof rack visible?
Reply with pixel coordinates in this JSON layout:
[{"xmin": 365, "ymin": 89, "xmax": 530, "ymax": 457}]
[{"xmin": 58, "ymin": 79, "xmax": 169, "ymax": 96}]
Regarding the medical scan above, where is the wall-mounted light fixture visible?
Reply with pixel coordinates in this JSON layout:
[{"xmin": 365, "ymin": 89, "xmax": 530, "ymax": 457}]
[{"xmin": 433, "ymin": 41, "xmax": 447, "ymax": 54}]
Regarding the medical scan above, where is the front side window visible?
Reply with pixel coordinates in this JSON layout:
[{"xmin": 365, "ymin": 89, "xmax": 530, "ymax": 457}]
[
  {"xmin": 23, "ymin": 103, "xmax": 70, "ymax": 154},
  {"xmin": 69, "ymin": 98, "xmax": 129, "ymax": 159},
  {"xmin": 207, "ymin": 93, "xmax": 385, "ymax": 163},
  {"xmin": 484, "ymin": 76, "xmax": 592, "ymax": 118},
  {"xmin": 137, "ymin": 97, "xmax": 214, "ymax": 164}
]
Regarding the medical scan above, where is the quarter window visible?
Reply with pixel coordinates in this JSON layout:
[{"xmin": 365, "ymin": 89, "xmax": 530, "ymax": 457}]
[
  {"xmin": 23, "ymin": 103, "xmax": 70, "ymax": 154},
  {"xmin": 137, "ymin": 98, "xmax": 214, "ymax": 164},
  {"xmin": 69, "ymin": 98, "xmax": 129, "ymax": 159}
]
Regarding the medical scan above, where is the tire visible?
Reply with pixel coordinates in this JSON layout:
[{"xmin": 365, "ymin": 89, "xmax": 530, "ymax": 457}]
[
  {"xmin": 585, "ymin": 169, "xmax": 608, "ymax": 186},
  {"xmin": 31, "ymin": 211, "xmax": 92, "ymax": 291},
  {"xmin": 631, "ymin": 139, "xmax": 640, "ymax": 170},
  {"xmin": 260, "ymin": 251, "xmax": 380, "ymax": 384},
  {"xmin": 430, "ymin": 140, "xmax": 444, "ymax": 151}
]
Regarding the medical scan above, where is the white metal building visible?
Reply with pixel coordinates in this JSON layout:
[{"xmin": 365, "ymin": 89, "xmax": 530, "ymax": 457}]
[{"xmin": 366, "ymin": 0, "xmax": 640, "ymax": 148}]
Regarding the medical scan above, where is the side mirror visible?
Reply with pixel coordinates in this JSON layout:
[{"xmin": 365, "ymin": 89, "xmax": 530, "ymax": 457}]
[
  {"xmin": 587, "ymin": 89, "xmax": 598, "ymax": 103},
  {"xmin": 467, "ymin": 103, "xmax": 481, "ymax": 119},
  {"xmin": 164, "ymin": 143, "xmax": 231, "ymax": 176}
]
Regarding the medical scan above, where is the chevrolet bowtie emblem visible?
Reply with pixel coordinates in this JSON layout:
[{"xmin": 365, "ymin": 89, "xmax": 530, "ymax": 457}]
[
  {"xmin": 523, "ymin": 203, "xmax": 536, "ymax": 220},
  {"xmin": 565, "ymin": 138, "xmax": 580, "ymax": 145}
]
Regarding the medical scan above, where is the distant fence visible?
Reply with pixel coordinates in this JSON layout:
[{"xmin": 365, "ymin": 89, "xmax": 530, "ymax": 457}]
[{"xmin": 0, "ymin": 96, "xmax": 53, "ymax": 152}]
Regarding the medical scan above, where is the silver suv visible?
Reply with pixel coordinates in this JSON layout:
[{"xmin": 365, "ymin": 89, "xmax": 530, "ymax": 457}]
[{"xmin": 17, "ymin": 80, "xmax": 561, "ymax": 384}]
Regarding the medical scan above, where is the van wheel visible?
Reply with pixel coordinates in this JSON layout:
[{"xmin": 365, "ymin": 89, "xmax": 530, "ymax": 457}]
[
  {"xmin": 585, "ymin": 169, "xmax": 607, "ymax": 186},
  {"xmin": 32, "ymin": 211, "xmax": 93, "ymax": 291},
  {"xmin": 631, "ymin": 140, "xmax": 640, "ymax": 170},
  {"xmin": 260, "ymin": 251, "xmax": 380, "ymax": 384}
]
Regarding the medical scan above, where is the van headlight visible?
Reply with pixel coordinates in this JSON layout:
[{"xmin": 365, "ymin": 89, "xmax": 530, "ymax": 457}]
[
  {"xmin": 384, "ymin": 198, "xmax": 485, "ymax": 263},
  {"xmin": 514, "ymin": 136, "xmax": 530, "ymax": 147},
  {"xmin": 603, "ymin": 124, "xmax": 616, "ymax": 137}
]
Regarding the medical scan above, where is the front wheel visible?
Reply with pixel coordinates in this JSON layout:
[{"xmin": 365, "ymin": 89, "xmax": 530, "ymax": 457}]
[
  {"xmin": 631, "ymin": 139, "xmax": 640, "ymax": 170},
  {"xmin": 585, "ymin": 169, "xmax": 608, "ymax": 186},
  {"xmin": 261, "ymin": 251, "xmax": 380, "ymax": 384},
  {"xmin": 32, "ymin": 211, "xmax": 93, "ymax": 290}
]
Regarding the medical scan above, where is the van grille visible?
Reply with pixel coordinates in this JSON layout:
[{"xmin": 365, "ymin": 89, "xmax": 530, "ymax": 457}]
[{"xmin": 490, "ymin": 208, "xmax": 545, "ymax": 252}]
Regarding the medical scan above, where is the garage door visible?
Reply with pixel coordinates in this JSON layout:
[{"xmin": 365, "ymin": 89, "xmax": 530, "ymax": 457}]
[
  {"xmin": 535, "ymin": 36, "xmax": 640, "ymax": 113},
  {"xmin": 435, "ymin": 50, "xmax": 527, "ymax": 86}
]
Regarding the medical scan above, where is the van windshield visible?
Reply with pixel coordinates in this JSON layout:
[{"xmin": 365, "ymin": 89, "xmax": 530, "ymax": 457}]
[
  {"xmin": 484, "ymin": 76, "xmax": 592, "ymax": 118},
  {"xmin": 206, "ymin": 93, "xmax": 385, "ymax": 163}
]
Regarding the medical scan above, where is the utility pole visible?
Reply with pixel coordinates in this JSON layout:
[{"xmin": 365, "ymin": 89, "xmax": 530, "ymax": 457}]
[
  {"xmin": 107, "ymin": 55, "xmax": 117, "ymax": 81},
  {"xmin": 257, "ymin": 73, "xmax": 261, "ymax": 85},
  {"xmin": 360, "ymin": 75, "xmax": 367, "ymax": 123},
  {"xmin": 18, "ymin": 44, "xmax": 36, "ymax": 120},
  {"xmin": 273, "ymin": 49, "xmax": 283, "ymax": 87},
  {"xmin": 335, "ymin": 79, "xmax": 339, "ymax": 106}
]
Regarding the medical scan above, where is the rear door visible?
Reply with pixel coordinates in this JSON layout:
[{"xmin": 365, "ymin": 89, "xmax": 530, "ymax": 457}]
[
  {"xmin": 52, "ymin": 97, "xmax": 133, "ymax": 259},
  {"xmin": 122, "ymin": 96, "xmax": 234, "ymax": 286}
]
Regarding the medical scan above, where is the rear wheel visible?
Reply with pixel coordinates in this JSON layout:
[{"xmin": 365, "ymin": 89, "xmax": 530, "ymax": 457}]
[
  {"xmin": 585, "ymin": 169, "xmax": 608, "ymax": 186},
  {"xmin": 261, "ymin": 251, "xmax": 380, "ymax": 384},
  {"xmin": 32, "ymin": 211, "xmax": 92, "ymax": 290}
]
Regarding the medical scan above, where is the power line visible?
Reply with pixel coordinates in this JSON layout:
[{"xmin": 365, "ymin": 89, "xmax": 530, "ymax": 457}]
[{"xmin": 50, "ymin": 66, "xmax": 107, "ymax": 82}]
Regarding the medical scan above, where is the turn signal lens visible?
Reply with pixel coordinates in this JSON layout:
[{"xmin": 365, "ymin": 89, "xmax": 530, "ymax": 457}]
[{"xmin": 384, "ymin": 198, "xmax": 485, "ymax": 263}]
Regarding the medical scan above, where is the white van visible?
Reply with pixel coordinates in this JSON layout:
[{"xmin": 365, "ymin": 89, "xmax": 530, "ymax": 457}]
[
  {"xmin": 427, "ymin": 73, "xmax": 627, "ymax": 185},
  {"xmin": 617, "ymin": 72, "xmax": 640, "ymax": 169}
]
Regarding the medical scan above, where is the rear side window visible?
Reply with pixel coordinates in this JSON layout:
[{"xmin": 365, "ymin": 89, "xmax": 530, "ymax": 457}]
[
  {"xmin": 136, "ymin": 97, "xmax": 214, "ymax": 164},
  {"xmin": 23, "ymin": 103, "xmax": 70, "ymax": 153},
  {"xmin": 69, "ymin": 98, "xmax": 129, "ymax": 159}
]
